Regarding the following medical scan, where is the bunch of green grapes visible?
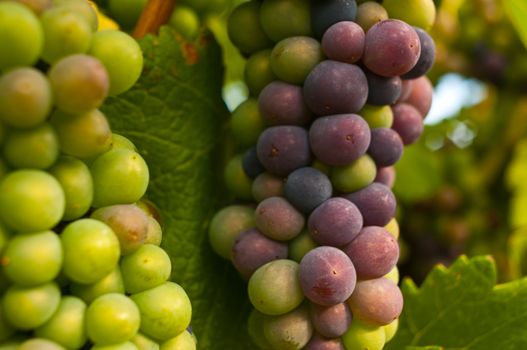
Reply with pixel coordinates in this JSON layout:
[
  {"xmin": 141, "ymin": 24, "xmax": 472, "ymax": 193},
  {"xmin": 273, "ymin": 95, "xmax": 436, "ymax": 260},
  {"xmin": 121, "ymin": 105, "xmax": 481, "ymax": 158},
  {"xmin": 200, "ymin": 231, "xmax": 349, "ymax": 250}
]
[{"xmin": 0, "ymin": 1, "xmax": 194, "ymax": 349}]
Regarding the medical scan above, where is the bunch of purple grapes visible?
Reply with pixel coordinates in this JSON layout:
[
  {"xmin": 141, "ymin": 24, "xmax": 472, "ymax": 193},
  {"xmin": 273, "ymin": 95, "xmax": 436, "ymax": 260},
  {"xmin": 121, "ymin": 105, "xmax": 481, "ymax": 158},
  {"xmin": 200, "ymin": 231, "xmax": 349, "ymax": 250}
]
[{"xmin": 210, "ymin": 1, "xmax": 435, "ymax": 349}]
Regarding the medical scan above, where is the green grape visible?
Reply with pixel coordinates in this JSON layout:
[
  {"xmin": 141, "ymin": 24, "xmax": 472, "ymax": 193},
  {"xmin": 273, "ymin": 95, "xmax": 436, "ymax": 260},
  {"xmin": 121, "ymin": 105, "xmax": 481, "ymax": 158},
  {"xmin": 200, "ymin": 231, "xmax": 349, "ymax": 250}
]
[
  {"xmin": 0, "ymin": 68, "xmax": 52, "ymax": 129},
  {"xmin": 356, "ymin": 1, "xmax": 389, "ymax": 32},
  {"xmin": 247, "ymin": 309, "xmax": 273, "ymax": 350},
  {"xmin": 40, "ymin": 5, "xmax": 93, "ymax": 63},
  {"xmin": 160, "ymin": 330, "xmax": 196, "ymax": 350},
  {"xmin": 385, "ymin": 218, "xmax": 400, "ymax": 239},
  {"xmin": 270, "ymin": 36, "xmax": 322, "ymax": 85},
  {"xmin": 208, "ymin": 205, "xmax": 255, "ymax": 260},
  {"xmin": 0, "ymin": 170, "xmax": 65, "ymax": 232},
  {"xmin": 89, "ymin": 30, "xmax": 143, "ymax": 95},
  {"xmin": 86, "ymin": 293, "xmax": 140, "ymax": 345},
  {"xmin": 0, "ymin": 2, "xmax": 43, "ymax": 70},
  {"xmin": 49, "ymin": 156, "xmax": 93, "ymax": 221},
  {"xmin": 382, "ymin": 0, "xmax": 436, "ymax": 30},
  {"xmin": 91, "ymin": 342, "xmax": 139, "ymax": 350},
  {"xmin": 3, "ymin": 122, "xmax": 59, "ymax": 169},
  {"xmin": 331, "ymin": 155, "xmax": 377, "ymax": 193},
  {"xmin": 35, "ymin": 296, "xmax": 87, "ymax": 350},
  {"xmin": 70, "ymin": 267, "xmax": 125, "ymax": 304},
  {"xmin": 169, "ymin": 5, "xmax": 200, "ymax": 40},
  {"xmin": 227, "ymin": 1, "xmax": 273, "ymax": 55},
  {"xmin": 384, "ymin": 265, "xmax": 399, "ymax": 284},
  {"xmin": 384, "ymin": 318, "xmax": 399, "ymax": 343},
  {"xmin": 244, "ymin": 49, "xmax": 277, "ymax": 96},
  {"xmin": 90, "ymin": 148, "xmax": 150, "ymax": 208},
  {"xmin": 48, "ymin": 54, "xmax": 109, "ymax": 114},
  {"xmin": 131, "ymin": 333, "xmax": 159, "ymax": 350},
  {"xmin": 52, "ymin": 0, "xmax": 98, "ymax": 31},
  {"xmin": 248, "ymin": 259, "xmax": 304, "ymax": 316},
  {"xmin": 120, "ymin": 244, "xmax": 171, "ymax": 294},
  {"xmin": 0, "ymin": 304, "xmax": 14, "ymax": 343},
  {"xmin": 11, "ymin": 0, "xmax": 52, "ymax": 15},
  {"xmin": 260, "ymin": 0, "xmax": 312, "ymax": 42},
  {"xmin": 108, "ymin": 0, "xmax": 147, "ymax": 30},
  {"xmin": 0, "ymin": 269, "xmax": 10, "ymax": 295},
  {"xmin": 2, "ymin": 230, "xmax": 62, "ymax": 286},
  {"xmin": 359, "ymin": 105, "xmax": 393, "ymax": 129},
  {"xmin": 224, "ymin": 154, "xmax": 253, "ymax": 201},
  {"xmin": 341, "ymin": 319, "xmax": 386, "ymax": 350},
  {"xmin": 130, "ymin": 282, "xmax": 192, "ymax": 341},
  {"xmin": 0, "ymin": 222, "xmax": 9, "ymax": 255},
  {"xmin": 2, "ymin": 282, "xmax": 61, "ymax": 329},
  {"xmin": 51, "ymin": 109, "xmax": 112, "ymax": 159},
  {"xmin": 288, "ymin": 230, "xmax": 317, "ymax": 263},
  {"xmin": 252, "ymin": 172, "xmax": 284, "ymax": 203},
  {"xmin": 144, "ymin": 216, "xmax": 162, "ymax": 246},
  {"xmin": 110, "ymin": 133, "xmax": 137, "ymax": 151},
  {"xmin": 230, "ymin": 98, "xmax": 265, "ymax": 148},
  {"xmin": 61, "ymin": 218, "xmax": 120, "ymax": 284},
  {"xmin": 263, "ymin": 305, "xmax": 313, "ymax": 350},
  {"xmin": 18, "ymin": 338, "xmax": 66, "ymax": 350}
]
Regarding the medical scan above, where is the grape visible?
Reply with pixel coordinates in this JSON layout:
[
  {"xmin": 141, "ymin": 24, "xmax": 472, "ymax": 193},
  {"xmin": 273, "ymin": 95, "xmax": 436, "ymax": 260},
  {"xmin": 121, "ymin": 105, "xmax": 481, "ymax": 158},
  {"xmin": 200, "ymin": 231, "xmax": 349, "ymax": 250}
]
[
  {"xmin": 248, "ymin": 309, "xmax": 274, "ymax": 350},
  {"xmin": 224, "ymin": 154, "xmax": 254, "ymax": 200},
  {"xmin": 242, "ymin": 147, "xmax": 265, "ymax": 179},
  {"xmin": 244, "ymin": 49, "xmax": 277, "ymax": 96},
  {"xmin": 131, "ymin": 333, "xmax": 160, "ymax": 350},
  {"xmin": 48, "ymin": 54, "xmax": 109, "ymax": 114},
  {"xmin": 169, "ymin": 5, "xmax": 200, "ymax": 40},
  {"xmin": 2, "ymin": 282, "xmax": 60, "ymax": 329},
  {"xmin": 53, "ymin": 0, "xmax": 98, "ymax": 31},
  {"xmin": 256, "ymin": 125, "xmax": 312, "ymax": 176},
  {"xmin": 270, "ymin": 36, "xmax": 323, "ymax": 85},
  {"xmin": 368, "ymin": 128, "xmax": 404, "ymax": 167},
  {"xmin": 248, "ymin": 259, "xmax": 304, "ymax": 316},
  {"xmin": 2, "ymin": 230, "xmax": 62, "ymax": 286},
  {"xmin": 35, "ymin": 296, "xmax": 87, "ymax": 350},
  {"xmin": 61, "ymin": 218, "xmax": 120, "ymax": 284},
  {"xmin": 362, "ymin": 19, "xmax": 420, "ymax": 77},
  {"xmin": 288, "ymin": 230, "xmax": 317, "ymax": 263},
  {"xmin": 358, "ymin": 105, "xmax": 393, "ymax": 129},
  {"xmin": 120, "ymin": 244, "xmax": 171, "ymax": 294},
  {"xmin": 299, "ymin": 246, "xmax": 357, "ymax": 305},
  {"xmin": 400, "ymin": 76, "xmax": 433, "ymax": 117},
  {"xmin": 384, "ymin": 318, "xmax": 399, "ymax": 343},
  {"xmin": 347, "ymin": 278, "xmax": 403, "ymax": 325},
  {"xmin": 145, "ymin": 217, "xmax": 162, "ymax": 246},
  {"xmin": 108, "ymin": 0, "xmax": 147, "ymax": 30},
  {"xmin": 391, "ymin": 102, "xmax": 424, "ymax": 145},
  {"xmin": 70, "ymin": 267, "xmax": 125, "ymax": 304},
  {"xmin": 321, "ymin": 21, "xmax": 365, "ymax": 64},
  {"xmin": 310, "ymin": 0, "xmax": 358, "ymax": 39},
  {"xmin": 160, "ymin": 330, "xmax": 196, "ymax": 350},
  {"xmin": 18, "ymin": 339, "xmax": 66, "ymax": 350},
  {"xmin": 309, "ymin": 198, "xmax": 362, "ymax": 248},
  {"xmin": 89, "ymin": 30, "xmax": 143, "ymax": 95},
  {"xmin": 130, "ymin": 282, "xmax": 192, "ymax": 341},
  {"xmin": 263, "ymin": 305, "xmax": 313, "ymax": 350},
  {"xmin": 284, "ymin": 167, "xmax": 332, "ymax": 214},
  {"xmin": 0, "ymin": 1, "xmax": 43, "ymax": 70},
  {"xmin": 309, "ymin": 113, "xmax": 371, "ymax": 167},
  {"xmin": 3, "ymin": 122, "xmax": 59, "ymax": 169},
  {"xmin": 343, "ymin": 226, "xmax": 399, "ymax": 279},
  {"xmin": 364, "ymin": 69, "xmax": 402, "ymax": 106},
  {"xmin": 355, "ymin": 1, "xmax": 388, "ymax": 31},
  {"xmin": 304, "ymin": 333, "xmax": 345, "ymax": 350},
  {"xmin": 109, "ymin": 134, "xmax": 136, "ymax": 151},
  {"xmin": 255, "ymin": 197, "xmax": 305, "ymax": 241},
  {"xmin": 399, "ymin": 78, "xmax": 414, "ymax": 102},
  {"xmin": 401, "ymin": 27, "xmax": 436, "ymax": 79},
  {"xmin": 258, "ymin": 81, "xmax": 312, "ymax": 126},
  {"xmin": 231, "ymin": 228, "xmax": 288, "ymax": 279},
  {"xmin": 0, "ymin": 68, "xmax": 52, "ymax": 129},
  {"xmin": 303, "ymin": 61, "xmax": 368, "ymax": 116},
  {"xmin": 252, "ymin": 172, "xmax": 285, "ymax": 202},
  {"xmin": 230, "ymin": 98, "xmax": 265, "ymax": 148},
  {"xmin": 310, "ymin": 302, "xmax": 352, "ymax": 338},
  {"xmin": 341, "ymin": 319, "xmax": 386, "ymax": 350},
  {"xmin": 91, "ymin": 204, "xmax": 149, "ymax": 255},
  {"xmin": 0, "ymin": 304, "xmax": 14, "ymax": 343},
  {"xmin": 330, "ymin": 154, "xmax": 377, "ymax": 193},
  {"xmin": 227, "ymin": 1, "xmax": 272, "ymax": 55},
  {"xmin": 92, "ymin": 342, "xmax": 139, "ymax": 350},
  {"xmin": 385, "ymin": 218, "xmax": 400, "ymax": 239},
  {"xmin": 384, "ymin": 265, "xmax": 400, "ymax": 284},
  {"xmin": 11, "ymin": 0, "xmax": 52, "ymax": 15},
  {"xmin": 0, "ymin": 170, "xmax": 65, "ymax": 232},
  {"xmin": 343, "ymin": 183, "xmax": 396, "ymax": 226},
  {"xmin": 374, "ymin": 166, "xmax": 396, "ymax": 188},
  {"xmin": 383, "ymin": 0, "xmax": 436, "ymax": 30},
  {"xmin": 90, "ymin": 148, "xmax": 149, "ymax": 208},
  {"xmin": 260, "ymin": 0, "xmax": 312, "ymax": 42},
  {"xmin": 208, "ymin": 205, "xmax": 255, "ymax": 260}
]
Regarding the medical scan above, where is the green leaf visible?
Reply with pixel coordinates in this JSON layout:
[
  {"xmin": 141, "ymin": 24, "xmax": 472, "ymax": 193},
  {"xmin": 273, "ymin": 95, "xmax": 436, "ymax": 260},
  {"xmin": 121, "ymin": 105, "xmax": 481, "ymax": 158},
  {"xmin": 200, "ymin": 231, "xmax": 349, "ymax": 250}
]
[
  {"xmin": 504, "ymin": 0, "xmax": 527, "ymax": 49},
  {"xmin": 101, "ymin": 27, "xmax": 255, "ymax": 349},
  {"xmin": 386, "ymin": 255, "xmax": 527, "ymax": 349}
]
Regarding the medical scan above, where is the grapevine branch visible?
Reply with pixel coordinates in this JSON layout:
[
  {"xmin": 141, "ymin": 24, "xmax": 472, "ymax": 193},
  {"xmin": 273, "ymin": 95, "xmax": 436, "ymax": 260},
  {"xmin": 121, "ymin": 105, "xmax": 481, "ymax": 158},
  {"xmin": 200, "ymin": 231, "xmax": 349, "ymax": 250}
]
[{"xmin": 133, "ymin": 0, "xmax": 177, "ymax": 39}]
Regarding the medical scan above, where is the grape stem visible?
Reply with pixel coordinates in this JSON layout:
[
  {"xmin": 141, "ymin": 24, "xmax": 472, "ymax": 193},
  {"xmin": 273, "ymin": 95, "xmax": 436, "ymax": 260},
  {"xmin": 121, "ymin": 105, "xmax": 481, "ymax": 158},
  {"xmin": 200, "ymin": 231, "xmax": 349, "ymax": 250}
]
[{"xmin": 133, "ymin": 0, "xmax": 177, "ymax": 39}]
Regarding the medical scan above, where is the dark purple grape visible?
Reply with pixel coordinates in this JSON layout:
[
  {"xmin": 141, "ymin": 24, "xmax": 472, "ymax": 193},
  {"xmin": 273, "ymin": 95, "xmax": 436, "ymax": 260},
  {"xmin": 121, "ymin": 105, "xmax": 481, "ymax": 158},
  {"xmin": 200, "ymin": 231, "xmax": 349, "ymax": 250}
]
[
  {"xmin": 367, "ymin": 128, "xmax": 404, "ymax": 167},
  {"xmin": 310, "ymin": 0, "xmax": 358, "ymax": 39},
  {"xmin": 304, "ymin": 60, "xmax": 368, "ymax": 116},
  {"xmin": 256, "ymin": 125, "xmax": 312, "ymax": 176},
  {"xmin": 401, "ymin": 76, "xmax": 433, "ymax": 117},
  {"xmin": 308, "ymin": 198, "xmax": 363, "ymax": 247},
  {"xmin": 343, "ymin": 182, "xmax": 396, "ymax": 226},
  {"xmin": 391, "ymin": 102, "xmax": 424, "ymax": 145},
  {"xmin": 309, "ymin": 114, "xmax": 370, "ymax": 166},
  {"xmin": 231, "ymin": 228, "xmax": 288, "ymax": 279},
  {"xmin": 321, "ymin": 21, "xmax": 364, "ymax": 64},
  {"xmin": 252, "ymin": 172, "xmax": 284, "ymax": 202},
  {"xmin": 299, "ymin": 246, "xmax": 357, "ymax": 306},
  {"xmin": 402, "ymin": 27, "xmax": 436, "ymax": 79},
  {"xmin": 255, "ymin": 196, "xmax": 305, "ymax": 241},
  {"xmin": 363, "ymin": 19, "xmax": 420, "ymax": 77},
  {"xmin": 310, "ymin": 302, "xmax": 352, "ymax": 338},
  {"xmin": 348, "ymin": 278, "xmax": 403, "ymax": 325},
  {"xmin": 305, "ymin": 333, "xmax": 345, "ymax": 350},
  {"xmin": 258, "ymin": 81, "xmax": 313, "ymax": 126},
  {"xmin": 342, "ymin": 226, "xmax": 399, "ymax": 279},
  {"xmin": 374, "ymin": 166, "xmax": 395, "ymax": 188},
  {"xmin": 242, "ymin": 147, "xmax": 265, "ymax": 179},
  {"xmin": 284, "ymin": 167, "xmax": 332, "ymax": 214},
  {"xmin": 364, "ymin": 69, "xmax": 402, "ymax": 105}
]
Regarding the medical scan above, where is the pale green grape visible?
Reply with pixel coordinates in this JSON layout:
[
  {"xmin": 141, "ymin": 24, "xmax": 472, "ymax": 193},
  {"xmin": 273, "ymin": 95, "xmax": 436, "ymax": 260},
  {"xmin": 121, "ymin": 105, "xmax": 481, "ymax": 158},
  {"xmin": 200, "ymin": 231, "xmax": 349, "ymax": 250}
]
[
  {"xmin": 52, "ymin": 0, "xmax": 98, "ymax": 31},
  {"xmin": 384, "ymin": 318, "xmax": 399, "ymax": 343},
  {"xmin": 169, "ymin": 6, "xmax": 200, "ymax": 40},
  {"xmin": 341, "ymin": 319, "xmax": 386, "ymax": 350},
  {"xmin": 121, "ymin": 244, "xmax": 171, "ymax": 294},
  {"xmin": 18, "ymin": 338, "xmax": 66, "ymax": 350},
  {"xmin": 131, "ymin": 333, "xmax": 159, "ymax": 350},
  {"xmin": 110, "ymin": 134, "xmax": 137, "ymax": 151},
  {"xmin": 263, "ymin": 305, "xmax": 313, "ymax": 350},
  {"xmin": 383, "ymin": 0, "xmax": 436, "ymax": 30},
  {"xmin": 384, "ymin": 266, "xmax": 400, "ymax": 284},
  {"xmin": 288, "ymin": 230, "xmax": 316, "ymax": 263},
  {"xmin": 91, "ymin": 342, "xmax": 139, "ymax": 350},
  {"xmin": 70, "ymin": 267, "xmax": 125, "ymax": 304},
  {"xmin": 331, "ymin": 154, "xmax": 377, "ymax": 192},
  {"xmin": 359, "ymin": 104, "xmax": 393, "ymax": 129},
  {"xmin": 160, "ymin": 330, "xmax": 196, "ymax": 350},
  {"xmin": 385, "ymin": 218, "xmax": 400, "ymax": 239},
  {"xmin": 11, "ymin": 0, "xmax": 52, "ymax": 15},
  {"xmin": 144, "ymin": 216, "xmax": 162, "ymax": 246}
]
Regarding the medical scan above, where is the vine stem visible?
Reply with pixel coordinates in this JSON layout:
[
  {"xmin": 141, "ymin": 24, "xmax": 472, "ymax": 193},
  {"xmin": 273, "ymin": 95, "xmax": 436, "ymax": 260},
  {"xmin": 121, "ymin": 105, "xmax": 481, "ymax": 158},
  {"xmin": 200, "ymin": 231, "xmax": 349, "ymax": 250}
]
[{"xmin": 133, "ymin": 0, "xmax": 177, "ymax": 39}]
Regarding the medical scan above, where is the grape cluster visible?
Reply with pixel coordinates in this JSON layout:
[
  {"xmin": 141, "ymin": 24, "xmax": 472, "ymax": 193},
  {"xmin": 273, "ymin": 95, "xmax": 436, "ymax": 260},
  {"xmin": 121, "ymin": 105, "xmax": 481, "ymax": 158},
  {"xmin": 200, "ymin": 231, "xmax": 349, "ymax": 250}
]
[
  {"xmin": 0, "ymin": 1, "xmax": 195, "ymax": 349},
  {"xmin": 210, "ymin": 0, "xmax": 436, "ymax": 349}
]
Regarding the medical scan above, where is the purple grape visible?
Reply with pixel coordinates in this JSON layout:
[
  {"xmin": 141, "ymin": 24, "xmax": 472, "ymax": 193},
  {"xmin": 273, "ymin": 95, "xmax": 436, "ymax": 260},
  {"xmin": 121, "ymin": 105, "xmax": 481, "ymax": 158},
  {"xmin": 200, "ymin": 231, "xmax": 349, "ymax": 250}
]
[
  {"xmin": 398, "ymin": 78, "xmax": 414, "ymax": 102},
  {"xmin": 367, "ymin": 128, "xmax": 404, "ymax": 167},
  {"xmin": 402, "ymin": 27, "xmax": 436, "ymax": 79},
  {"xmin": 311, "ymin": 0, "xmax": 358, "ymax": 39},
  {"xmin": 343, "ymin": 182, "xmax": 396, "ymax": 227},
  {"xmin": 364, "ymin": 69, "xmax": 402, "ymax": 106},
  {"xmin": 309, "ymin": 114, "xmax": 370, "ymax": 166},
  {"xmin": 303, "ymin": 60, "xmax": 368, "ymax": 116},
  {"xmin": 308, "ymin": 198, "xmax": 363, "ymax": 247},
  {"xmin": 299, "ymin": 246, "xmax": 357, "ymax": 306},
  {"xmin": 374, "ymin": 166, "xmax": 395, "ymax": 188},
  {"xmin": 256, "ymin": 125, "xmax": 312, "ymax": 176},
  {"xmin": 284, "ymin": 167, "xmax": 332, "ymax": 214},
  {"xmin": 305, "ymin": 333, "xmax": 345, "ymax": 350},
  {"xmin": 391, "ymin": 102, "xmax": 424, "ymax": 145},
  {"xmin": 310, "ymin": 302, "xmax": 352, "ymax": 338},
  {"xmin": 347, "ymin": 277, "xmax": 403, "ymax": 325},
  {"xmin": 231, "ymin": 228, "xmax": 288, "ymax": 279},
  {"xmin": 252, "ymin": 172, "xmax": 284, "ymax": 202},
  {"xmin": 401, "ymin": 76, "xmax": 433, "ymax": 117},
  {"xmin": 258, "ymin": 81, "xmax": 313, "ymax": 126},
  {"xmin": 242, "ymin": 147, "xmax": 265, "ymax": 179},
  {"xmin": 342, "ymin": 226, "xmax": 399, "ymax": 279},
  {"xmin": 255, "ymin": 196, "xmax": 305, "ymax": 241},
  {"xmin": 363, "ymin": 19, "xmax": 420, "ymax": 77},
  {"xmin": 321, "ymin": 21, "xmax": 364, "ymax": 64}
]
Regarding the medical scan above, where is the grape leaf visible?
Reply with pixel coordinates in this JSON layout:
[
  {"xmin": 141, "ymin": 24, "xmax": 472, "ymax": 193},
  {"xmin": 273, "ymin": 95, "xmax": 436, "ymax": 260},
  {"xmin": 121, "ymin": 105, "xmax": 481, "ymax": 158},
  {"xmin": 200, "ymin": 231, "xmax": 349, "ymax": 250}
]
[
  {"xmin": 504, "ymin": 0, "xmax": 527, "ymax": 49},
  {"xmin": 386, "ymin": 255, "xmax": 527, "ymax": 350},
  {"xmin": 101, "ymin": 27, "xmax": 255, "ymax": 349}
]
